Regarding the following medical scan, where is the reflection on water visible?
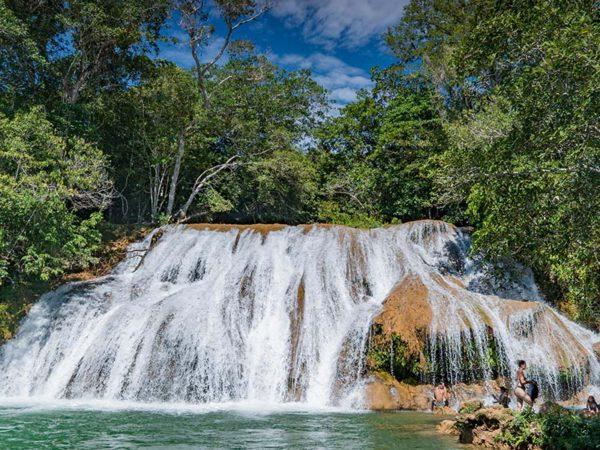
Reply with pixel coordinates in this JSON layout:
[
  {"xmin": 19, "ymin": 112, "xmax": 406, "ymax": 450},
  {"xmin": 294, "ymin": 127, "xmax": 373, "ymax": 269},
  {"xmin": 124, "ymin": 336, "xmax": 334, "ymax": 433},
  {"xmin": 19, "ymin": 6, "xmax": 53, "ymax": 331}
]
[{"xmin": 0, "ymin": 406, "xmax": 468, "ymax": 449}]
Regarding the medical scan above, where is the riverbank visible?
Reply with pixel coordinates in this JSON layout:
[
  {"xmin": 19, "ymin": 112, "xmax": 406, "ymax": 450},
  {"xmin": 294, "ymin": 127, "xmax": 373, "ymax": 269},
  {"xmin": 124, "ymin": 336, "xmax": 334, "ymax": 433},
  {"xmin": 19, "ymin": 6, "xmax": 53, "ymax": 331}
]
[
  {"xmin": 0, "ymin": 224, "xmax": 150, "ymax": 344},
  {"xmin": 437, "ymin": 402, "xmax": 600, "ymax": 449}
]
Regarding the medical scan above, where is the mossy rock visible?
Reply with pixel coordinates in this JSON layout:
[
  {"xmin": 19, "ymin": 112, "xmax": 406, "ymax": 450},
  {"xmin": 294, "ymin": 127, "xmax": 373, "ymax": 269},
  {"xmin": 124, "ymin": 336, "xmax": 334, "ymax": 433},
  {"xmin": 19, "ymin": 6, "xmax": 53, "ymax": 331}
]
[{"xmin": 459, "ymin": 400, "xmax": 484, "ymax": 414}]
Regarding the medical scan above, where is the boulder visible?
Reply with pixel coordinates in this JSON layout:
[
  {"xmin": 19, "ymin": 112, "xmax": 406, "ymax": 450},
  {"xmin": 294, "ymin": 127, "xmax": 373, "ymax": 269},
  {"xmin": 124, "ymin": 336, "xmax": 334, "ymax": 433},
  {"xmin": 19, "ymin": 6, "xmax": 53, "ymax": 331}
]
[
  {"xmin": 371, "ymin": 275, "xmax": 432, "ymax": 355},
  {"xmin": 436, "ymin": 419, "xmax": 458, "ymax": 435},
  {"xmin": 454, "ymin": 407, "xmax": 515, "ymax": 446},
  {"xmin": 459, "ymin": 400, "xmax": 484, "ymax": 414},
  {"xmin": 364, "ymin": 373, "xmax": 432, "ymax": 410}
]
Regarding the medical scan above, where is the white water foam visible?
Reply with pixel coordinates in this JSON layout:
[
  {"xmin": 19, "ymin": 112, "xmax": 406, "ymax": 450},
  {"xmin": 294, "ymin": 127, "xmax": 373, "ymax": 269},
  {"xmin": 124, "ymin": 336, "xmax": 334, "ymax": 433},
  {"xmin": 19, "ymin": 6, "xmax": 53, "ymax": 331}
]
[{"xmin": 0, "ymin": 221, "xmax": 598, "ymax": 408}]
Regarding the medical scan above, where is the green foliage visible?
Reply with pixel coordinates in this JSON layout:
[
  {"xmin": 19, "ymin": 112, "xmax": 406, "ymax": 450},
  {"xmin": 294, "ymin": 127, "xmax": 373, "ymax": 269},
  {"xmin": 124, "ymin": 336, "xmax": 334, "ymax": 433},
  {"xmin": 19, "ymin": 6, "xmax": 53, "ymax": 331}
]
[
  {"xmin": 497, "ymin": 407, "xmax": 600, "ymax": 450},
  {"xmin": 0, "ymin": 108, "xmax": 110, "ymax": 285},
  {"xmin": 240, "ymin": 150, "xmax": 318, "ymax": 224},
  {"xmin": 388, "ymin": 0, "xmax": 600, "ymax": 329},
  {"xmin": 0, "ymin": 0, "xmax": 45, "ymax": 109},
  {"xmin": 313, "ymin": 81, "xmax": 447, "ymax": 225},
  {"xmin": 496, "ymin": 409, "xmax": 544, "ymax": 450},
  {"xmin": 458, "ymin": 401, "xmax": 483, "ymax": 414},
  {"xmin": 96, "ymin": 53, "xmax": 326, "ymax": 223},
  {"xmin": 541, "ymin": 407, "xmax": 596, "ymax": 450},
  {"xmin": 2, "ymin": 0, "xmax": 170, "ymax": 106},
  {"xmin": 366, "ymin": 329, "xmax": 422, "ymax": 383}
]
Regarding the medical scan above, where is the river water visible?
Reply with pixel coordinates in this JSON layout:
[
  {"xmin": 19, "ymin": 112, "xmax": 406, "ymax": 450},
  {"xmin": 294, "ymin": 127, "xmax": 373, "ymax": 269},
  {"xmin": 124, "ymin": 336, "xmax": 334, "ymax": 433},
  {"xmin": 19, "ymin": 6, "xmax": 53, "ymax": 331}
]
[{"xmin": 0, "ymin": 401, "xmax": 466, "ymax": 449}]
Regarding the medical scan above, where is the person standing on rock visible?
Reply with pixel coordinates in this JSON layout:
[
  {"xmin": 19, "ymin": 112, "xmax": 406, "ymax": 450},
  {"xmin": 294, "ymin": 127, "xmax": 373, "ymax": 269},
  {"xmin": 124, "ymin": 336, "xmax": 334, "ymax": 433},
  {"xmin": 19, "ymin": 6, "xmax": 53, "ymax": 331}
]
[
  {"xmin": 514, "ymin": 360, "xmax": 533, "ymax": 410},
  {"xmin": 586, "ymin": 395, "xmax": 598, "ymax": 415},
  {"xmin": 431, "ymin": 381, "xmax": 450, "ymax": 410}
]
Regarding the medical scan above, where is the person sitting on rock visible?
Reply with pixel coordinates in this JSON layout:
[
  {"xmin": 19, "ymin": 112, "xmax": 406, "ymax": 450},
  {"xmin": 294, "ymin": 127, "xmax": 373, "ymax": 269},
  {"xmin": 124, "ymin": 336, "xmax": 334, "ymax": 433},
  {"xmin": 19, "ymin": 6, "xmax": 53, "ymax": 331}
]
[
  {"xmin": 431, "ymin": 381, "xmax": 450, "ymax": 410},
  {"xmin": 514, "ymin": 360, "xmax": 534, "ymax": 411},
  {"xmin": 586, "ymin": 395, "xmax": 598, "ymax": 415},
  {"xmin": 494, "ymin": 386, "xmax": 510, "ymax": 408}
]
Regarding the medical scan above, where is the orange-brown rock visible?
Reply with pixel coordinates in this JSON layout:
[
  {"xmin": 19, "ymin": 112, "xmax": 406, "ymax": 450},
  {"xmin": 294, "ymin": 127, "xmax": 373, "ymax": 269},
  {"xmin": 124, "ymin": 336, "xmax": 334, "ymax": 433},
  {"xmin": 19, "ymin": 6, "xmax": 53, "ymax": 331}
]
[
  {"xmin": 433, "ymin": 406, "xmax": 456, "ymax": 415},
  {"xmin": 454, "ymin": 407, "xmax": 518, "ymax": 448},
  {"xmin": 365, "ymin": 372, "xmax": 508, "ymax": 412},
  {"xmin": 186, "ymin": 222, "xmax": 362, "ymax": 235},
  {"xmin": 437, "ymin": 419, "xmax": 458, "ymax": 435},
  {"xmin": 365, "ymin": 372, "xmax": 432, "ymax": 410},
  {"xmin": 63, "ymin": 226, "xmax": 151, "ymax": 282},
  {"xmin": 187, "ymin": 223, "xmax": 291, "ymax": 234},
  {"xmin": 371, "ymin": 275, "xmax": 432, "ymax": 355}
]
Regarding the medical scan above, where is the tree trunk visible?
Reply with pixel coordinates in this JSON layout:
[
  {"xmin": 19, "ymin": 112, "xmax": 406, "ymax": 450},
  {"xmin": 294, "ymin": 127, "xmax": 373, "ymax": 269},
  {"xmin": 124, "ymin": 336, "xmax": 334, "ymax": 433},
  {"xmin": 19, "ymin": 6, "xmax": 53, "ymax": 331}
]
[
  {"xmin": 167, "ymin": 130, "xmax": 186, "ymax": 217},
  {"xmin": 176, "ymin": 154, "xmax": 239, "ymax": 221}
]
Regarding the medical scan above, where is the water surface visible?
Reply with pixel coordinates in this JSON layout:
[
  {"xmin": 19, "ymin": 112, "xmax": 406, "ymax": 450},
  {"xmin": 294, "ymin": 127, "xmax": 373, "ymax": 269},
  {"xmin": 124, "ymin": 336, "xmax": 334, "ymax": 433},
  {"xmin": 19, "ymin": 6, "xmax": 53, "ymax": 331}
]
[{"xmin": 0, "ymin": 401, "xmax": 466, "ymax": 449}]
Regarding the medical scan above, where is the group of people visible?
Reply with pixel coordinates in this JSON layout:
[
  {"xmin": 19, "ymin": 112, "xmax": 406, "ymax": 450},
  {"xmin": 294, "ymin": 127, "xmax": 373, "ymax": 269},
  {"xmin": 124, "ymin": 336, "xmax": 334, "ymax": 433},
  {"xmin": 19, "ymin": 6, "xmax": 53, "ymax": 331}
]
[{"xmin": 430, "ymin": 360, "xmax": 598, "ymax": 414}]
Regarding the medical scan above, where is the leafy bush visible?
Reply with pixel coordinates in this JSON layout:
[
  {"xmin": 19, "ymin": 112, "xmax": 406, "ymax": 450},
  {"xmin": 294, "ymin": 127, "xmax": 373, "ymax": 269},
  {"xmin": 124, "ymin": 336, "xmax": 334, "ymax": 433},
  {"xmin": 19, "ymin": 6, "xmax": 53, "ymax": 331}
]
[
  {"xmin": 542, "ymin": 407, "xmax": 600, "ymax": 450},
  {"xmin": 366, "ymin": 329, "xmax": 422, "ymax": 383},
  {"xmin": 0, "ymin": 108, "xmax": 111, "ymax": 285},
  {"xmin": 497, "ymin": 409, "xmax": 543, "ymax": 449},
  {"xmin": 496, "ymin": 406, "xmax": 600, "ymax": 450}
]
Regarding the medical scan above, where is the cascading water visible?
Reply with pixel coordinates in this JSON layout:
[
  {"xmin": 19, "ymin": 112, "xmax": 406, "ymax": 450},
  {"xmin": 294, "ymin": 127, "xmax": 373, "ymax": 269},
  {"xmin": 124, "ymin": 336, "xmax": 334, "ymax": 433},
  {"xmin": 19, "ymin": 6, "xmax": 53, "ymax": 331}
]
[{"xmin": 0, "ymin": 221, "xmax": 598, "ymax": 407}]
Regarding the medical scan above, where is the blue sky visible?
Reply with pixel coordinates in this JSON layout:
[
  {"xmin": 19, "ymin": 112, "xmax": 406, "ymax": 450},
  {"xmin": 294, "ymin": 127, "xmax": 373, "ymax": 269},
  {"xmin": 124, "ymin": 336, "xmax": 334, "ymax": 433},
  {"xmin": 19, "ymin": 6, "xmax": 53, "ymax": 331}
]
[{"xmin": 158, "ymin": 0, "xmax": 409, "ymax": 107}]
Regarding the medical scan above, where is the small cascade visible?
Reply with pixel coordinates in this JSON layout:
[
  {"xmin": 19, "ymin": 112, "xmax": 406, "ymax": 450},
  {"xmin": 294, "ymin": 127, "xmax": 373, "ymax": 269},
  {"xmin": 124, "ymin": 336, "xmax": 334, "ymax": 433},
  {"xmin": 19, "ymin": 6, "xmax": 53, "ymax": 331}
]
[
  {"xmin": 374, "ymin": 221, "xmax": 600, "ymax": 401},
  {"xmin": 0, "ymin": 221, "xmax": 598, "ymax": 407}
]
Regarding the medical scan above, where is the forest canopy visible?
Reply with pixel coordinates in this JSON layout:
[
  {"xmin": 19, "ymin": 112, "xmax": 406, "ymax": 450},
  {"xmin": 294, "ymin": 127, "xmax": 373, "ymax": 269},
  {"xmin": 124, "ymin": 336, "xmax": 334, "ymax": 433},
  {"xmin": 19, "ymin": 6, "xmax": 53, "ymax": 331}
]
[{"xmin": 0, "ymin": 0, "xmax": 598, "ymax": 333}]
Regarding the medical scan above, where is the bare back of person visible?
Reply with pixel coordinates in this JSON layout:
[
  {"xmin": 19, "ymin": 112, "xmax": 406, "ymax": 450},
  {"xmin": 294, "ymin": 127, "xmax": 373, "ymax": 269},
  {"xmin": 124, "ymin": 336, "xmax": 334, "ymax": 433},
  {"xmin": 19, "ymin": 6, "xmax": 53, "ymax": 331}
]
[{"xmin": 514, "ymin": 362, "xmax": 533, "ymax": 410}]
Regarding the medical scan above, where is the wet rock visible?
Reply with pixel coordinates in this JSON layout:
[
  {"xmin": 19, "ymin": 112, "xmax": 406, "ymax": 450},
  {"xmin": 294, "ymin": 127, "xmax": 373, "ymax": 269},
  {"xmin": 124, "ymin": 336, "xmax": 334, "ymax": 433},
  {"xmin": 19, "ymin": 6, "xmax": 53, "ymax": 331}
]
[
  {"xmin": 371, "ymin": 275, "xmax": 432, "ymax": 355},
  {"xmin": 459, "ymin": 400, "xmax": 484, "ymax": 414},
  {"xmin": 364, "ymin": 373, "xmax": 432, "ymax": 410},
  {"xmin": 433, "ymin": 406, "xmax": 456, "ymax": 415},
  {"xmin": 365, "ymin": 373, "xmax": 502, "ymax": 412},
  {"xmin": 539, "ymin": 401, "xmax": 568, "ymax": 415},
  {"xmin": 453, "ymin": 407, "xmax": 515, "ymax": 447},
  {"xmin": 437, "ymin": 419, "xmax": 458, "ymax": 435}
]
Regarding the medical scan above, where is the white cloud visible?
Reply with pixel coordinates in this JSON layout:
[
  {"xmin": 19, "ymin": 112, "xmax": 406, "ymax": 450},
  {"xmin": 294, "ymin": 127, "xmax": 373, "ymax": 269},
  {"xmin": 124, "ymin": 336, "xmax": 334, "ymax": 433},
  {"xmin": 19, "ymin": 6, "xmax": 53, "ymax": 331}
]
[
  {"xmin": 272, "ymin": 0, "xmax": 409, "ymax": 49},
  {"xmin": 331, "ymin": 87, "xmax": 359, "ymax": 103},
  {"xmin": 272, "ymin": 51, "xmax": 372, "ymax": 108}
]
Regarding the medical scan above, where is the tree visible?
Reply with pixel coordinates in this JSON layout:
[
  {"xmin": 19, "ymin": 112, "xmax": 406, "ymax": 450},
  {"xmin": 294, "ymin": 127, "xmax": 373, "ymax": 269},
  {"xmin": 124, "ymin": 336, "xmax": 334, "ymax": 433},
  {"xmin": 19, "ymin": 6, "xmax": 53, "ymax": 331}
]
[
  {"xmin": 0, "ymin": 0, "xmax": 45, "ymax": 111},
  {"xmin": 388, "ymin": 0, "xmax": 600, "ymax": 327},
  {"xmin": 157, "ymin": 0, "xmax": 270, "ymax": 222},
  {"xmin": 176, "ymin": 0, "xmax": 270, "ymax": 107},
  {"xmin": 240, "ymin": 149, "xmax": 318, "ymax": 224},
  {"xmin": 98, "ymin": 52, "xmax": 326, "ymax": 224},
  {"xmin": 127, "ymin": 64, "xmax": 199, "ymax": 221},
  {"xmin": 0, "ymin": 107, "xmax": 112, "ymax": 284},
  {"xmin": 1, "ymin": 0, "xmax": 170, "ymax": 107},
  {"xmin": 313, "ymin": 74, "xmax": 447, "ymax": 225}
]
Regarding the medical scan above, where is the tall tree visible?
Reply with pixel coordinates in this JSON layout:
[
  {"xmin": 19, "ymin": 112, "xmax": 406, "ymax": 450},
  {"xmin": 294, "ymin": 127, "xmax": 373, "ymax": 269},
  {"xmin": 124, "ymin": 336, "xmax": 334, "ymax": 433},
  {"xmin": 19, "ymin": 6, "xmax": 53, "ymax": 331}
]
[
  {"xmin": 161, "ymin": 0, "xmax": 270, "ymax": 221},
  {"xmin": 0, "ymin": 107, "xmax": 112, "ymax": 285},
  {"xmin": 388, "ymin": 0, "xmax": 600, "ymax": 327},
  {"xmin": 313, "ymin": 74, "xmax": 447, "ymax": 226},
  {"xmin": 1, "ymin": 0, "xmax": 171, "ymax": 107}
]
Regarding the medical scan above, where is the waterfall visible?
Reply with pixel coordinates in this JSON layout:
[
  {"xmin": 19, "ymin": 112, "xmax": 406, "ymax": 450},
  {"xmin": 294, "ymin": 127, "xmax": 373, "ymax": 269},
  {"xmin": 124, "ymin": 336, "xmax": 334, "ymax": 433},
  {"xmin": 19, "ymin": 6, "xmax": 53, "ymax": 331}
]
[{"xmin": 0, "ymin": 221, "xmax": 598, "ymax": 407}]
